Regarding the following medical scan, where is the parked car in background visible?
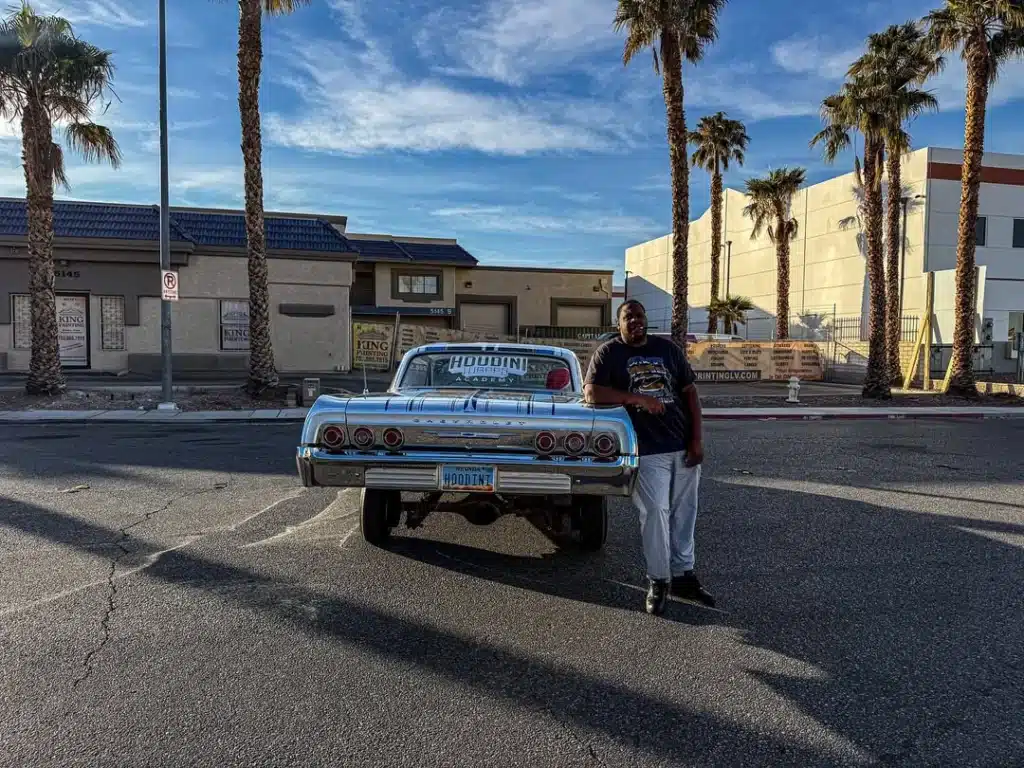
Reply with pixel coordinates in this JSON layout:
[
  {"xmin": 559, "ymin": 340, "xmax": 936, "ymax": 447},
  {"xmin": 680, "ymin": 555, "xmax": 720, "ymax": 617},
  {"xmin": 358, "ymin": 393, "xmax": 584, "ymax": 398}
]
[{"xmin": 296, "ymin": 342, "xmax": 639, "ymax": 551}]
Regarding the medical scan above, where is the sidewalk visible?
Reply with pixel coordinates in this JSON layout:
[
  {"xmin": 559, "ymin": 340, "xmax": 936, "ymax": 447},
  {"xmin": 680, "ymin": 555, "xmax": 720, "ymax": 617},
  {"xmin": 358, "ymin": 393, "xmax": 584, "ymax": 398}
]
[{"xmin": 3, "ymin": 406, "xmax": 1023, "ymax": 424}]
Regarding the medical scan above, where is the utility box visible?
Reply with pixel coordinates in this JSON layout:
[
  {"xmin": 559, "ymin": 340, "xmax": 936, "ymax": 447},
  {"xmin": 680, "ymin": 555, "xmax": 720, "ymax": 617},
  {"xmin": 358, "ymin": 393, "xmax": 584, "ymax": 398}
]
[{"xmin": 302, "ymin": 377, "xmax": 321, "ymax": 405}]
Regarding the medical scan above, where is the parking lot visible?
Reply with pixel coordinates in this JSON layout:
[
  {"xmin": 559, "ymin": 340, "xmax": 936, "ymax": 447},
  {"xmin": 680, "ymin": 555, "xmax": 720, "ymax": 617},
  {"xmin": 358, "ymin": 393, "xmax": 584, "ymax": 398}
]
[{"xmin": 2, "ymin": 419, "xmax": 1022, "ymax": 767}]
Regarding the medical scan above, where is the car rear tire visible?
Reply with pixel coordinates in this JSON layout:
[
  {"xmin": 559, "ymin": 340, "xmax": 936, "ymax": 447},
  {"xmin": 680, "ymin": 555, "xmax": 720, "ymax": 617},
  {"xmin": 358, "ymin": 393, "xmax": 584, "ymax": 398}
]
[
  {"xmin": 575, "ymin": 496, "xmax": 609, "ymax": 552},
  {"xmin": 360, "ymin": 488, "xmax": 400, "ymax": 546}
]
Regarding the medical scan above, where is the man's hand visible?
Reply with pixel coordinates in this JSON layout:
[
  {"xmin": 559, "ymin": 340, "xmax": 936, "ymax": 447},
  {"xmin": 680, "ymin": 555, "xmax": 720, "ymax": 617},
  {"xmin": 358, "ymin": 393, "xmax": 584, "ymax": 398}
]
[
  {"xmin": 684, "ymin": 439, "xmax": 704, "ymax": 467},
  {"xmin": 627, "ymin": 393, "xmax": 665, "ymax": 415}
]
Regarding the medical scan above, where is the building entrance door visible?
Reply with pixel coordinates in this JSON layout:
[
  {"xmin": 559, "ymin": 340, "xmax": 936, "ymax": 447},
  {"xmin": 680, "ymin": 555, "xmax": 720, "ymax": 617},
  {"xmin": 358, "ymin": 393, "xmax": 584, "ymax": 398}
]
[{"xmin": 56, "ymin": 294, "xmax": 90, "ymax": 368}]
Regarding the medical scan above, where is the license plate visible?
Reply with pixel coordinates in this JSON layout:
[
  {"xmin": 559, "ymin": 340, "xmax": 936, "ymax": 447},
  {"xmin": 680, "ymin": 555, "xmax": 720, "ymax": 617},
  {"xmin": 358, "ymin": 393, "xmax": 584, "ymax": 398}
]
[{"xmin": 441, "ymin": 465, "xmax": 495, "ymax": 492}]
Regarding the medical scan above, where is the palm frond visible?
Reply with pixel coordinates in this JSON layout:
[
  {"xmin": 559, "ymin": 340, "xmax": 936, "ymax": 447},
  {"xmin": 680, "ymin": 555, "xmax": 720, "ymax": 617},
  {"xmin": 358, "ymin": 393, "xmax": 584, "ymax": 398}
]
[
  {"xmin": 47, "ymin": 140, "xmax": 68, "ymax": 191},
  {"xmin": 64, "ymin": 121, "xmax": 121, "ymax": 167},
  {"xmin": 261, "ymin": 0, "xmax": 311, "ymax": 14}
]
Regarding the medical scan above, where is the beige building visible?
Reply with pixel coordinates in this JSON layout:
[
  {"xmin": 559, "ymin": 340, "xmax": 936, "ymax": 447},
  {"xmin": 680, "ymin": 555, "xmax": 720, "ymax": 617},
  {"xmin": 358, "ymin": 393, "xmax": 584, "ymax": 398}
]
[
  {"xmin": 0, "ymin": 198, "xmax": 613, "ymax": 374},
  {"xmin": 625, "ymin": 146, "xmax": 1024, "ymax": 371}
]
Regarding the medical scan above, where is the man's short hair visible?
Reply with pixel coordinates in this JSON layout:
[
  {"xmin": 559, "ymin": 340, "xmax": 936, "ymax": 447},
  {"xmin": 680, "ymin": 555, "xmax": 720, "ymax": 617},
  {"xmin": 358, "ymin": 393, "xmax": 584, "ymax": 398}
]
[{"xmin": 618, "ymin": 298, "xmax": 646, "ymax": 319}]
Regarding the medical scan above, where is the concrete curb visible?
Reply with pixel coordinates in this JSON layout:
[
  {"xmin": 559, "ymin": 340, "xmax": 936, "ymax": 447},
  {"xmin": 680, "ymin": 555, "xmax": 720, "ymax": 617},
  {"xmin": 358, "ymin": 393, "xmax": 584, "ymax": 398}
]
[{"xmin": 3, "ymin": 406, "xmax": 1024, "ymax": 424}]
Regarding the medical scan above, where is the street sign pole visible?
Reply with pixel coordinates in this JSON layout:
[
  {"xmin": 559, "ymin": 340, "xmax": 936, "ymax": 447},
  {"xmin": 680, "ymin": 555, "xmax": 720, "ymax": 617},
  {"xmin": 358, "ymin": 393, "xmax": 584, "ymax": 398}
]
[{"xmin": 157, "ymin": 0, "xmax": 175, "ymax": 409}]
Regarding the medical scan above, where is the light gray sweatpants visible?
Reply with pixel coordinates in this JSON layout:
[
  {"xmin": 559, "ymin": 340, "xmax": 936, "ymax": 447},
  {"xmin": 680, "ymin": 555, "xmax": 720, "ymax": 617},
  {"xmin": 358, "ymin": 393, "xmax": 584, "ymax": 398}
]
[{"xmin": 631, "ymin": 450, "xmax": 701, "ymax": 581}]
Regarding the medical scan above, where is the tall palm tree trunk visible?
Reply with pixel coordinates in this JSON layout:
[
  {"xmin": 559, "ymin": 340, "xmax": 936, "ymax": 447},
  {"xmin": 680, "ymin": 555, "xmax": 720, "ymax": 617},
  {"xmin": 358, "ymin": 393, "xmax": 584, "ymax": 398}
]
[
  {"xmin": 862, "ymin": 135, "xmax": 890, "ymax": 398},
  {"xmin": 774, "ymin": 207, "xmax": 790, "ymax": 340},
  {"xmin": 885, "ymin": 148, "xmax": 903, "ymax": 384},
  {"xmin": 947, "ymin": 49, "xmax": 988, "ymax": 398},
  {"xmin": 22, "ymin": 100, "xmax": 65, "ymax": 396},
  {"xmin": 238, "ymin": 0, "xmax": 278, "ymax": 395},
  {"xmin": 707, "ymin": 162, "xmax": 722, "ymax": 333},
  {"xmin": 662, "ymin": 33, "xmax": 689, "ymax": 344}
]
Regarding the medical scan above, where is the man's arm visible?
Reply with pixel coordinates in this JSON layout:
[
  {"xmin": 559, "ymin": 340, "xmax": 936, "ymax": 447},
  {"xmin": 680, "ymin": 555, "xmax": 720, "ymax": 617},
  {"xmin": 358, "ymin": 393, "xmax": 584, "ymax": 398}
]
[{"xmin": 583, "ymin": 344, "xmax": 664, "ymax": 413}]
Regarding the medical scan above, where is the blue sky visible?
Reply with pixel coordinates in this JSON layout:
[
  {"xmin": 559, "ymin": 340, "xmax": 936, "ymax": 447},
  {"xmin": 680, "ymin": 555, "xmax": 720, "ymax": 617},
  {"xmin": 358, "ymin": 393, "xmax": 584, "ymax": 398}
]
[{"xmin": 3, "ymin": 0, "xmax": 1024, "ymax": 285}]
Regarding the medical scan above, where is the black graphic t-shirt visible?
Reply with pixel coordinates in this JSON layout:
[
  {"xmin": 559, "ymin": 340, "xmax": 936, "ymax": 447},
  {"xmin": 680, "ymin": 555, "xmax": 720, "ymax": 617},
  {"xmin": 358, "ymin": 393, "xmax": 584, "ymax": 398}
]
[{"xmin": 584, "ymin": 335, "xmax": 697, "ymax": 456}]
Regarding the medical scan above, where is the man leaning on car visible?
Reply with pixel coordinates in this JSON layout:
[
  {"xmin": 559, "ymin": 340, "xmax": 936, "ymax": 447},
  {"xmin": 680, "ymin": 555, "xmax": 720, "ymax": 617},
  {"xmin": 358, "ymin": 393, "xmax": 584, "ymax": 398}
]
[{"xmin": 583, "ymin": 299, "xmax": 715, "ymax": 616}]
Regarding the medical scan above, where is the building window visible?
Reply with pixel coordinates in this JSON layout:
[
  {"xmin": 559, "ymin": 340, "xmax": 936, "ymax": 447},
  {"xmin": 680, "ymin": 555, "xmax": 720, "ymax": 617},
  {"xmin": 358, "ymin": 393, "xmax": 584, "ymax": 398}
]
[
  {"xmin": 976, "ymin": 216, "xmax": 987, "ymax": 247},
  {"xmin": 399, "ymin": 274, "xmax": 438, "ymax": 295},
  {"xmin": 392, "ymin": 269, "xmax": 443, "ymax": 301},
  {"xmin": 100, "ymin": 296, "xmax": 126, "ymax": 351},
  {"xmin": 1013, "ymin": 219, "xmax": 1024, "ymax": 248},
  {"xmin": 220, "ymin": 299, "xmax": 250, "ymax": 350},
  {"xmin": 11, "ymin": 294, "xmax": 30, "ymax": 349}
]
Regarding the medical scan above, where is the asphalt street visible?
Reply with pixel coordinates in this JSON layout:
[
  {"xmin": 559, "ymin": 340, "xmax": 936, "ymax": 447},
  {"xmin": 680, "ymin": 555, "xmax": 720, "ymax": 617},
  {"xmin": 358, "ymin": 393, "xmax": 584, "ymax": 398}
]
[{"xmin": 1, "ymin": 420, "xmax": 1022, "ymax": 767}]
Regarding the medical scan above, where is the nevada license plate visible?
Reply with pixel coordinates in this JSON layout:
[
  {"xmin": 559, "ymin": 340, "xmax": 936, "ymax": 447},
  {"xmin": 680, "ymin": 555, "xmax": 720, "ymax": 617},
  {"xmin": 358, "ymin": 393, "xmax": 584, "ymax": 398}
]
[{"xmin": 441, "ymin": 465, "xmax": 495, "ymax": 492}]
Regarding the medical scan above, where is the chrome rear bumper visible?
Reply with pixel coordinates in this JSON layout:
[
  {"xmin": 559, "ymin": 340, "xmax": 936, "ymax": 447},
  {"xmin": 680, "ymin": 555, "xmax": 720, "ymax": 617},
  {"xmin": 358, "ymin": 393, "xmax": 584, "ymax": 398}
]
[{"xmin": 295, "ymin": 447, "xmax": 638, "ymax": 496}]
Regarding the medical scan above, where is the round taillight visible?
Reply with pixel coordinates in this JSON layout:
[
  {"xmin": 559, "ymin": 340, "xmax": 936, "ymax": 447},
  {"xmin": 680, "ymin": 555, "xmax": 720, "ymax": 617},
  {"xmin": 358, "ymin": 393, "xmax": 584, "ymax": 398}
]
[
  {"xmin": 594, "ymin": 434, "xmax": 615, "ymax": 456},
  {"xmin": 564, "ymin": 432, "xmax": 586, "ymax": 456},
  {"xmin": 535, "ymin": 431, "xmax": 555, "ymax": 454},
  {"xmin": 352, "ymin": 426, "xmax": 375, "ymax": 449},
  {"xmin": 382, "ymin": 427, "xmax": 404, "ymax": 449},
  {"xmin": 321, "ymin": 425, "xmax": 345, "ymax": 448}
]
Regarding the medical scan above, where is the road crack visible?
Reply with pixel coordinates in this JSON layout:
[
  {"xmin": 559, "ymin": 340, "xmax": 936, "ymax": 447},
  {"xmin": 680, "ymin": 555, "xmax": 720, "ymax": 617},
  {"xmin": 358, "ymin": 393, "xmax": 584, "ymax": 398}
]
[{"xmin": 68, "ymin": 482, "xmax": 229, "ymax": 697}]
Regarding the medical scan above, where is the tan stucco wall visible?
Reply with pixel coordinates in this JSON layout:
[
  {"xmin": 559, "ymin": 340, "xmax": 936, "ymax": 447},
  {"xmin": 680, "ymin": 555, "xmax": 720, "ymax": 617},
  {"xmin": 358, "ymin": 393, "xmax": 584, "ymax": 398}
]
[
  {"xmin": 454, "ymin": 267, "xmax": 613, "ymax": 327},
  {"xmin": 626, "ymin": 147, "xmax": 930, "ymax": 339},
  {"xmin": 373, "ymin": 263, "xmax": 456, "ymax": 310},
  {"xmin": 0, "ymin": 253, "xmax": 353, "ymax": 372}
]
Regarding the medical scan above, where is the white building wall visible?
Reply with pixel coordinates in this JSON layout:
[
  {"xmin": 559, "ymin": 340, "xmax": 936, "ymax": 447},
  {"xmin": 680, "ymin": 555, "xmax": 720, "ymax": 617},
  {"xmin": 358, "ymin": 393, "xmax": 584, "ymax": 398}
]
[{"xmin": 626, "ymin": 147, "xmax": 931, "ymax": 340}]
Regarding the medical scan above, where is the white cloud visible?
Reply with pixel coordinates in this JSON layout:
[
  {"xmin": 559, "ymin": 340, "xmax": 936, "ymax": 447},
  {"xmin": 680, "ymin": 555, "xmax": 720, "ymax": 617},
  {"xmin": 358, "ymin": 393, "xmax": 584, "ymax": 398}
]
[
  {"xmin": 419, "ymin": 0, "xmax": 620, "ymax": 86},
  {"xmin": 769, "ymin": 34, "xmax": 1024, "ymax": 112},
  {"xmin": 264, "ymin": 26, "xmax": 640, "ymax": 156},
  {"xmin": 30, "ymin": 0, "xmax": 147, "ymax": 28},
  {"xmin": 771, "ymin": 37, "xmax": 861, "ymax": 81},
  {"xmin": 432, "ymin": 204, "xmax": 661, "ymax": 237}
]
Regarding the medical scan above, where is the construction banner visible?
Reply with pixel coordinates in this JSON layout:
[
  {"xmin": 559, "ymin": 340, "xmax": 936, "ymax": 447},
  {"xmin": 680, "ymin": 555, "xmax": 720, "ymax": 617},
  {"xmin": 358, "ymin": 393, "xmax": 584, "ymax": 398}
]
[
  {"xmin": 386, "ymin": 325, "xmax": 824, "ymax": 383},
  {"xmin": 352, "ymin": 322, "xmax": 396, "ymax": 371},
  {"xmin": 396, "ymin": 324, "xmax": 515, "ymax": 356},
  {"xmin": 686, "ymin": 340, "xmax": 824, "ymax": 382}
]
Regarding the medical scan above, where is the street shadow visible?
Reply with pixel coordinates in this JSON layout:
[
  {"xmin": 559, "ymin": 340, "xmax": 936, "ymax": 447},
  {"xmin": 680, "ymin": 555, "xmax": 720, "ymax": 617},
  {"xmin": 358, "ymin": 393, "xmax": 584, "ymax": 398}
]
[
  {"xmin": 0, "ymin": 423, "xmax": 301, "ymax": 480},
  {"xmin": 0, "ymin": 496, "xmax": 841, "ymax": 766},
  {"xmin": 387, "ymin": 535, "xmax": 722, "ymax": 627},
  {"xmin": 3, "ymin": 421, "xmax": 1024, "ymax": 763}
]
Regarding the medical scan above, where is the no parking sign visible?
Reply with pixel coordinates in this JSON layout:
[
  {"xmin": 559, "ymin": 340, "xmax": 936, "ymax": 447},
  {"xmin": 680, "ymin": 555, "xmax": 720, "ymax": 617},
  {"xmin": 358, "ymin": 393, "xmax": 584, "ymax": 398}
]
[{"xmin": 161, "ymin": 270, "xmax": 178, "ymax": 301}]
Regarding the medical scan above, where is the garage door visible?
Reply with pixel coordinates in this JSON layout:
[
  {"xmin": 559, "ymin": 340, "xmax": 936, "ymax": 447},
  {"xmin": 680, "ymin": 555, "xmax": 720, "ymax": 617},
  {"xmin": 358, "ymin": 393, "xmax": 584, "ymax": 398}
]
[
  {"xmin": 460, "ymin": 302, "xmax": 510, "ymax": 334},
  {"xmin": 556, "ymin": 304, "xmax": 603, "ymax": 327}
]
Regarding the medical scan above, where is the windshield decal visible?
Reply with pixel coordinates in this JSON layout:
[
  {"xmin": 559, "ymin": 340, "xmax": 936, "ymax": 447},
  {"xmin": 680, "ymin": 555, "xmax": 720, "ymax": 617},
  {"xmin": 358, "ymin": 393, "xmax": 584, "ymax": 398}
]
[{"xmin": 447, "ymin": 354, "xmax": 529, "ymax": 379}]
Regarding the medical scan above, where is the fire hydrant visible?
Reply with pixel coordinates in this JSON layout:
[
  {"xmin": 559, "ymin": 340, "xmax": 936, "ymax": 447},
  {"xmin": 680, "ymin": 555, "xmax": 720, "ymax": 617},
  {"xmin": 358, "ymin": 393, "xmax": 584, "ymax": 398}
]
[{"xmin": 787, "ymin": 376, "xmax": 801, "ymax": 403}]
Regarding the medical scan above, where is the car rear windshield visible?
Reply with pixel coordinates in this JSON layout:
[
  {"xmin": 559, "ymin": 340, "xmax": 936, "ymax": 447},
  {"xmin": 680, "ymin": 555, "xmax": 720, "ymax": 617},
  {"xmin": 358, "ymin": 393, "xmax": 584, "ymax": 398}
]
[{"xmin": 398, "ymin": 352, "xmax": 574, "ymax": 391}]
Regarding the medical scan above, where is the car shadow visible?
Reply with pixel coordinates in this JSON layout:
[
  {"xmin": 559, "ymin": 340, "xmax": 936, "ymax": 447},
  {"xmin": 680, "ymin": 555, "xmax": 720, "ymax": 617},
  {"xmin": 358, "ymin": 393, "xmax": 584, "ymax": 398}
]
[{"xmin": 386, "ymin": 526, "xmax": 724, "ymax": 626}]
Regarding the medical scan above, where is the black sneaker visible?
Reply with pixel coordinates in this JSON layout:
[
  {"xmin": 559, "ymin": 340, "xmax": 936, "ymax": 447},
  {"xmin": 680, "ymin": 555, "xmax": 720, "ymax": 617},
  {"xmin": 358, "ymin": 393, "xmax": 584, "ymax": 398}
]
[
  {"xmin": 645, "ymin": 578, "xmax": 669, "ymax": 615},
  {"xmin": 671, "ymin": 571, "xmax": 716, "ymax": 607}
]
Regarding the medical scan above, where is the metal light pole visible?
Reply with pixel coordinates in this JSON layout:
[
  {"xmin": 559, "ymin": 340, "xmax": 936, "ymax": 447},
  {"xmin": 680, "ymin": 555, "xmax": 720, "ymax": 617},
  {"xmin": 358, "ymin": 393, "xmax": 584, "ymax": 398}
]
[{"xmin": 157, "ymin": 0, "xmax": 174, "ymax": 408}]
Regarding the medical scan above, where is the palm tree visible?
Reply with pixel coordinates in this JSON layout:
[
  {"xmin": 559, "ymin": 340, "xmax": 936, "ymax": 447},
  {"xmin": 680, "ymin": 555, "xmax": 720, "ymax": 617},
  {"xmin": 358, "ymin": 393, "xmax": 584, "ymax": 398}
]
[
  {"xmin": 710, "ymin": 294, "xmax": 754, "ymax": 335},
  {"xmin": 811, "ymin": 78, "xmax": 891, "ymax": 398},
  {"xmin": 0, "ymin": 3, "xmax": 121, "ymax": 396},
  {"xmin": 614, "ymin": 0, "xmax": 727, "ymax": 346},
  {"xmin": 848, "ymin": 23, "xmax": 942, "ymax": 384},
  {"xmin": 689, "ymin": 111, "xmax": 749, "ymax": 333},
  {"xmin": 924, "ymin": 1, "xmax": 1024, "ymax": 396},
  {"xmin": 235, "ymin": 0, "xmax": 310, "ymax": 395},
  {"xmin": 741, "ymin": 167, "xmax": 806, "ymax": 340}
]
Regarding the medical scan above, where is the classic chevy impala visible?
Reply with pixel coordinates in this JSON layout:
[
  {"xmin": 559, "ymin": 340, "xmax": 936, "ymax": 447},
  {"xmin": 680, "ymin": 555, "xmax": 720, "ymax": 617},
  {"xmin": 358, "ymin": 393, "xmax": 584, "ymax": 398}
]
[{"xmin": 295, "ymin": 342, "xmax": 639, "ymax": 551}]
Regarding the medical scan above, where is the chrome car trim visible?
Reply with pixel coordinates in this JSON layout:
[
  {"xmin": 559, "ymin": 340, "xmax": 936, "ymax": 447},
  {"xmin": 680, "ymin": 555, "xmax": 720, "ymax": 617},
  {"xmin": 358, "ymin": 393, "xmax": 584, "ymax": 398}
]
[
  {"xmin": 296, "ymin": 342, "xmax": 640, "ymax": 499},
  {"xmin": 296, "ymin": 447, "xmax": 638, "ymax": 496}
]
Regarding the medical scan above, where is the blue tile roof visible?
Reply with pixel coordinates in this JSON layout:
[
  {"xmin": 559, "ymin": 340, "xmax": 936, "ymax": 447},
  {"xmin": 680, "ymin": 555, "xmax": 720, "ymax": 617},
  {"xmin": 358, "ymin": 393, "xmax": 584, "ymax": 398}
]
[
  {"xmin": 170, "ymin": 210, "xmax": 354, "ymax": 253},
  {"xmin": 347, "ymin": 238, "xmax": 412, "ymax": 261},
  {"xmin": 391, "ymin": 240, "xmax": 478, "ymax": 265},
  {"xmin": 0, "ymin": 199, "xmax": 192, "ymax": 242},
  {"xmin": 0, "ymin": 198, "xmax": 478, "ymax": 264}
]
